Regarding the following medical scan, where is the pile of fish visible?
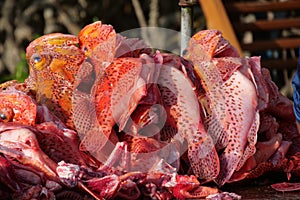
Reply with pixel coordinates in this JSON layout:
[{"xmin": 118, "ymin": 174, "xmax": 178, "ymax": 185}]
[{"xmin": 0, "ymin": 21, "xmax": 299, "ymax": 199}]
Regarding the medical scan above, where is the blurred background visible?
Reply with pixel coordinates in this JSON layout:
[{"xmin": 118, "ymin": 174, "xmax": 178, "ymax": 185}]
[
  {"xmin": 0, "ymin": 0, "xmax": 203, "ymax": 83},
  {"xmin": 0, "ymin": 0, "xmax": 299, "ymax": 98}
]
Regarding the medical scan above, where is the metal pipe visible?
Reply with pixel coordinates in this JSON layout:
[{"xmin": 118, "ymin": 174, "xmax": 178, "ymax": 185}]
[{"xmin": 179, "ymin": 0, "xmax": 198, "ymax": 56}]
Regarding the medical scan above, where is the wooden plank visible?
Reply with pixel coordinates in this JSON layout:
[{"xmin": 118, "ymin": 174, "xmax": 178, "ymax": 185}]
[
  {"xmin": 226, "ymin": 1, "xmax": 300, "ymax": 13},
  {"xmin": 241, "ymin": 38, "xmax": 300, "ymax": 51},
  {"xmin": 234, "ymin": 18, "xmax": 300, "ymax": 32},
  {"xmin": 261, "ymin": 59, "xmax": 298, "ymax": 70},
  {"xmin": 198, "ymin": 0, "xmax": 243, "ymax": 55}
]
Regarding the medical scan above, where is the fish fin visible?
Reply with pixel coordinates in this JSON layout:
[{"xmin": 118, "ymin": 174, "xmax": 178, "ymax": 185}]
[
  {"xmin": 108, "ymin": 58, "xmax": 145, "ymax": 131},
  {"xmin": 72, "ymin": 89, "xmax": 97, "ymax": 134},
  {"xmin": 73, "ymin": 91, "xmax": 110, "ymax": 154},
  {"xmin": 185, "ymin": 29, "xmax": 239, "ymax": 59},
  {"xmin": 214, "ymin": 36, "xmax": 240, "ymax": 57},
  {"xmin": 249, "ymin": 57, "xmax": 269, "ymax": 111},
  {"xmin": 236, "ymin": 112, "xmax": 260, "ymax": 171},
  {"xmin": 79, "ymin": 126, "xmax": 109, "ymax": 154},
  {"xmin": 79, "ymin": 21, "xmax": 116, "ymax": 59},
  {"xmin": 115, "ymin": 34, "xmax": 151, "ymax": 58},
  {"xmin": 188, "ymin": 132, "xmax": 220, "ymax": 181},
  {"xmin": 215, "ymin": 151, "xmax": 242, "ymax": 186},
  {"xmin": 160, "ymin": 125, "xmax": 178, "ymax": 142},
  {"xmin": 188, "ymin": 30, "xmax": 221, "ymax": 59},
  {"xmin": 78, "ymin": 21, "xmax": 117, "ymax": 76},
  {"xmin": 205, "ymin": 114, "xmax": 228, "ymax": 150}
]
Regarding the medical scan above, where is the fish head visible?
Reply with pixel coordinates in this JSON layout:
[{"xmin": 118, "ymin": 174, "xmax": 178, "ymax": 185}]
[{"xmin": 26, "ymin": 33, "xmax": 85, "ymax": 83}]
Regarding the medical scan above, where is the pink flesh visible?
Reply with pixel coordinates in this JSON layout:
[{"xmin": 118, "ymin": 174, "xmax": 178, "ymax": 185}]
[
  {"xmin": 248, "ymin": 57, "xmax": 269, "ymax": 111},
  {"xmin": 85, "ymin": 175, "xmax": 120, "ymax": 199},
  {"xmin": 35, "ymin": 122, "xmax": 88, "ymax": 166},
  {"xmin": 271, "ymin": 182, "xmax": 300, "ymax": 192},
  {"xmin": 254, "ymin": 133, "xmax": 282, "ymax": 164},
  {"xmin": 0, "ymin": 127, "xmax": 58, "ymax": 182},
  {"xmin": 173, "ymin": 175, "xmax": 219, "ymax": 198},
  {"xmin": 158, "ymin": 65, "xmax": 219, "ymax": 181}
]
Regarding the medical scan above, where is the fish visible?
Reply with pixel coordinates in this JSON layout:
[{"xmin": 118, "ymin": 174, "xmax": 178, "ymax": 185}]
[
  {"xmin": 185, "ymin": 30, "xmax": 259, "ymax": 185},
  {"xmin": 25, "ymin": 33, "xmax": 85, "ymax": 129}
]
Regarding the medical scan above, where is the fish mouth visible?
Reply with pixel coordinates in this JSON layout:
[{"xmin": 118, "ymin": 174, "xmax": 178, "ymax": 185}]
[{"xmin": 26, "ymin": 33, "xmax": 79, "ymax": 60}]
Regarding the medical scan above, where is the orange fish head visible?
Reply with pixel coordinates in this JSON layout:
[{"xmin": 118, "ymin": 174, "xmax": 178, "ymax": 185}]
[
  {"xmin": 0, "ymin": 88, "xmax": 37, "ymax": 125},
  {"xmin": 78, "ymin": 21, "xmax": 116, "ymax": 57},
  {"xmin": 184, "ymin": 30, "xmax": 221, "ymax": 60},
  {"xmin": 185, "ymin": 29, "xmax": 239, "ymax": 60},
  {"xmin": 26, "ymin": 33, "xmax": 85, "ymax": 82}
]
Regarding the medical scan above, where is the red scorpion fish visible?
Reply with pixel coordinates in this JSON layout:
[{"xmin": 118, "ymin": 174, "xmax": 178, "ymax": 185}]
[{"xmin": 185, "ymin": 30, "xmax": 260, "ymax": 185}]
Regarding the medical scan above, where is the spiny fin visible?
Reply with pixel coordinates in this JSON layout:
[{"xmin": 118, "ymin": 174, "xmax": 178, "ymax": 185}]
[
  {"xmin": 79, "ymin": 126, "xmax": 109, "ymax": 154},
  {"xmin": 204, "ymin": 114, "xmax": 228, "ymax": 151}
]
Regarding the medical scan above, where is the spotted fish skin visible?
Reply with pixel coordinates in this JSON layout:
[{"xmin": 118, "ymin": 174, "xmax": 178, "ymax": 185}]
[
  {"xmin": 158, "ymin": 62, "xmax": 219, "ymax": 181},
  {"xmin": 0, "ymin": 88, "xmax": 37, "ymax": 126},
  {"xmin": 185, "ymin": 30, "xmax": 260, "ymax": 185},
  {"xmin": 215, "ymin": 68, "xmax": 259, "ymax": 185},
  {"xmin": 78, "ymin": 21, "xmax": 151, "ymax": 77},
  {"xmin": 185, "ymin": 35, "xmax": 229, "ymax": 151},
  {"xmin": 25, "ymin": 33, "xmax": 85, "ymax": 129},
  {"xmin": 75, "ymin": 22, "xmax": 160, "ymax": 162},
  {"xmin": 77, "ymin": 55, "xmax": 164, "ymax": 162},
  {"xmin": 78, "ymin": 21, "xmax": 116, "ymax": 77}
]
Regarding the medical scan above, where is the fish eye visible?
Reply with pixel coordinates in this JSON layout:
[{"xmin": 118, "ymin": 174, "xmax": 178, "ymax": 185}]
[
  {"xmin": 182, "ymin": 49, "xmax": 188, "ymax": 56},
  {"xmin": 83, "ymin": 46, "xmax": 88, "ymax": 52},
  {"xmin": 0, "ymin": 113, "xmax": 6, "ymax": 120},
  {"xmin": 0, "ymin": 108, "xmax": 14, "ymax": 122},
  {"xmin": 31, "ymin": 53, "xmax": 42, "ymax": 63}
]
